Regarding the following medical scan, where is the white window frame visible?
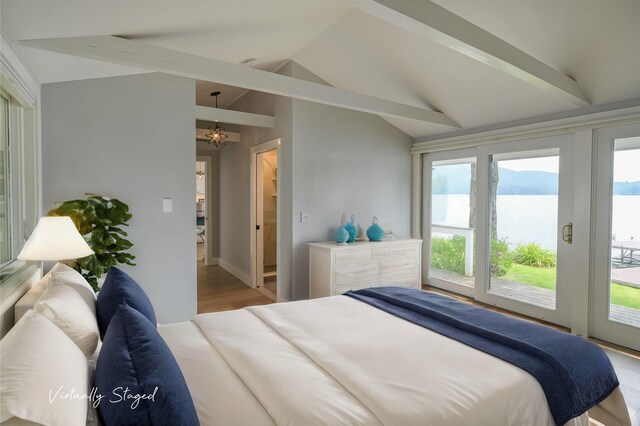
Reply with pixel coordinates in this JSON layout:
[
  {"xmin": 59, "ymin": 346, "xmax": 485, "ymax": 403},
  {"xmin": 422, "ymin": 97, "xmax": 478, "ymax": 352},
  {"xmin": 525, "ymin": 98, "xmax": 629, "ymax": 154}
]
[{"xmin": 0, "ymin": 56, "xmax": 39, "ymax": 293}]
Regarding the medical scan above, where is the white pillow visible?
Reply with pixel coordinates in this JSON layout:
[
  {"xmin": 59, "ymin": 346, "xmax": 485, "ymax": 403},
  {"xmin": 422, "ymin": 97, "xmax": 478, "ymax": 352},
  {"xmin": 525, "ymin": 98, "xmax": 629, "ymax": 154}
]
[
  {"xmin": 0, "ymin": 312, "xmax": 89, "ymax": 426},
  {"xmin": 14, "ymin": 273, "xmax": 51, "ymax": 323},
  {"xmin": 49, "ymin": 262, "xmax": 96, "ymax": 314},
  {"xmin": 34, "ymin": 281, "xmax": 100, "ymax": 357}
]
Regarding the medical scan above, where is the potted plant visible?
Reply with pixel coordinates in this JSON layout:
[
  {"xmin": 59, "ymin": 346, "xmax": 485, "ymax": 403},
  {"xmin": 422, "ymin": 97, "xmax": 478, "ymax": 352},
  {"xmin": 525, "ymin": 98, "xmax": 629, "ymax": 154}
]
[{"xmin": 48, "ymin": 194, "xmax": 135, "ymax": 291}]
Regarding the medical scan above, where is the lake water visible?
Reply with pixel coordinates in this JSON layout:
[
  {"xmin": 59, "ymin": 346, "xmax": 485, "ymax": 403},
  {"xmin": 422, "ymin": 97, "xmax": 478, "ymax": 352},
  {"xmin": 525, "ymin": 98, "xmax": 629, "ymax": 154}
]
[{"xmin": 432, "ymin": 194, "xmax": 640, "ymax": 251}]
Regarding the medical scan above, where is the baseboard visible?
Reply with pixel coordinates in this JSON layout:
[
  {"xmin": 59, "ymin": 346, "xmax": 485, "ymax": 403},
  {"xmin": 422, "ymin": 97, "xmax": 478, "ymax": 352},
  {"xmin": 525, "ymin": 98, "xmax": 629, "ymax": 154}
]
[
  {"xmin": 218, "ymin": 258, "xmax": 251, "ymax": 287},
  {"xmin": 257, "ymin": 286, "xmax": 276, "ymax": 302},
  {"xmin": 205, "ymin": 256, "xmax": 219, "ymax": 266}
]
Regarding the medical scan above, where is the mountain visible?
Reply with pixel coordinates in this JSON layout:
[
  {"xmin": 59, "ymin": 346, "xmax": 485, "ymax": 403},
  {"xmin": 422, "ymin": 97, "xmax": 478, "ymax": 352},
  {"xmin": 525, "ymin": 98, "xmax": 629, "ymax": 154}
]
[
  {"xmin": 432, "ymin": 165, "xmax": 640, "ymax": 195},
  {"xmin": 496, "ymin": 169, "xmax": 558, "ymax": 195},
  {"xmin": 432, "ymin": 164, "xmax": 471, "ymax": 194},
  {"xmin": 613, "ymin": 181, "xmax": 640, "ymax": 195}
]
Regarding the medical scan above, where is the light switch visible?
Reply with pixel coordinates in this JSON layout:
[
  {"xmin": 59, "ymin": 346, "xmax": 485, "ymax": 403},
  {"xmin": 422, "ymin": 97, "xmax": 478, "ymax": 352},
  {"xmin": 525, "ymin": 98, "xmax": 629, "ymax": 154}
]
[
  {"xmin": 162, "ymin": 198, "xmax": 173, "ymax": 212},
  {"xmin": 300, "ymin": 212, "xmax": 311, "ymax": 223}
]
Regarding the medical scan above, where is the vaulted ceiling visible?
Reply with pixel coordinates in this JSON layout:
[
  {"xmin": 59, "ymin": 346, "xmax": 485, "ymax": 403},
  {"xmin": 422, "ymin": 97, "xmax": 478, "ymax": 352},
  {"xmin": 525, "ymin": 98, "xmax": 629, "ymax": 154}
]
[{"xmin": 2, "ymin": 0, "xmax": 639, "ymax": 139}]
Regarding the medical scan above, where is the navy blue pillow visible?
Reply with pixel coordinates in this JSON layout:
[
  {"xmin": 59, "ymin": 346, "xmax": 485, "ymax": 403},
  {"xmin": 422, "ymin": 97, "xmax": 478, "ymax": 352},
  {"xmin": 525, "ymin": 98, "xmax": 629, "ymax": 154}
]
[
  {"xmin": 97, "ymin": 267, "xmax": 156, "ymax": 337},
  {"xmin": 95, "ymin": 303, "xmax": 199, "ymax": 426}
]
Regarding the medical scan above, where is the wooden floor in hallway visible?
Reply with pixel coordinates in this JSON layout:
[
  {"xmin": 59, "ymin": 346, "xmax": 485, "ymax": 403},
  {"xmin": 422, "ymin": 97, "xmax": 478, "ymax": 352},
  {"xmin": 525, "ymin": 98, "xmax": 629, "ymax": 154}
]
[{"xmin": 197, "ymin": 243, "xmax": 273, "ymax": 313}]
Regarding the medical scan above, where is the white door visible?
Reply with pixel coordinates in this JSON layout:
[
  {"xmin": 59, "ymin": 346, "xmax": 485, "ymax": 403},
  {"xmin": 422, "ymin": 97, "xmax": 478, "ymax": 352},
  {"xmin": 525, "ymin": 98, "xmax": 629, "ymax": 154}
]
[
  {"xmin": 592, "ymin": 124, "xmax": 640, "ymax": 351},
  {"xmin": 424, "ymin": 135, "xmax": 576, "ymax": 327},
  {"xmin": 256, "ymin": 151, "xmax": 265, "ymax": 287}
]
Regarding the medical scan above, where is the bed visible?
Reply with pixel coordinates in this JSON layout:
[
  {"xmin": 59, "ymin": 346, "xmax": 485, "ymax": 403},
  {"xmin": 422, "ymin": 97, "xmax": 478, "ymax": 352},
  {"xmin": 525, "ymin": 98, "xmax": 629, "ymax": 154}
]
[
  {"xmin": 159, "ymin": 293, "xmax": 630, "ymax": 426},
  {"xmin": 0, "ymin": 264, "xmax": 632, "ymax": 426}
]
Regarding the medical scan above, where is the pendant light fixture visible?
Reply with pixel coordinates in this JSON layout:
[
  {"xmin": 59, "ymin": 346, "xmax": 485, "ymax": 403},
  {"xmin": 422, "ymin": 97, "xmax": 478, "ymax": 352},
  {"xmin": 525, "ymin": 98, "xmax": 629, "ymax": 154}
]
[{"xmin": 205, "ymin": 91, "xmax": 228, "ymax": 148}]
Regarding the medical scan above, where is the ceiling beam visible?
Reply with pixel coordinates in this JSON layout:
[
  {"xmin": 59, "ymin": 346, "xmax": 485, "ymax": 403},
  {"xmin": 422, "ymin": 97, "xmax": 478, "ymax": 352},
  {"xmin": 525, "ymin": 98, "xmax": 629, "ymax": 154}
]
[
  {"xmin": 22, "ymin": 35, "xmax": 459, "ymax": 128},
  {"xmin": 351, "ymin": 0, "xmax": 590, "ymax": 107},
  {"xmin": 196, "ymin": 106, "xmax": 274, "ymax": 128}
]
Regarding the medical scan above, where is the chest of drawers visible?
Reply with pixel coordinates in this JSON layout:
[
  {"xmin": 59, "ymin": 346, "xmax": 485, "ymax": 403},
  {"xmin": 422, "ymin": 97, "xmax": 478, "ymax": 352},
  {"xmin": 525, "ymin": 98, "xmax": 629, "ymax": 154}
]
[{"xmin": 308, "ymin": 239, "xmax": 422, "ymax": 298}]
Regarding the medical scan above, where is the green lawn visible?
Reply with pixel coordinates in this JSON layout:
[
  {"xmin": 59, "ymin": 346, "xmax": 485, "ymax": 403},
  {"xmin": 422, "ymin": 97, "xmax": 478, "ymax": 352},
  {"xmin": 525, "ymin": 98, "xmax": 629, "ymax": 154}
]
[
  {"xmin": 503, "ymin": 263, "xmax": 640, "ymax": 310},
  {"xmin": 503, "ymin": 264, "xmax": 556, "ymax": 290}
]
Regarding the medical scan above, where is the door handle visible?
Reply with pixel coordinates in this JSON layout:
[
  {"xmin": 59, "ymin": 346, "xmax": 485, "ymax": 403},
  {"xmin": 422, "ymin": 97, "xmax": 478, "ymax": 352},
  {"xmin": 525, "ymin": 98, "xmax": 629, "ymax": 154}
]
[
  {"xmin": 256, "ymin": 225, "xmax": 261, "ymax": 230},
  {"xmin": 562, "ymin": 222, "xmax": 573, "ymax": 244}
]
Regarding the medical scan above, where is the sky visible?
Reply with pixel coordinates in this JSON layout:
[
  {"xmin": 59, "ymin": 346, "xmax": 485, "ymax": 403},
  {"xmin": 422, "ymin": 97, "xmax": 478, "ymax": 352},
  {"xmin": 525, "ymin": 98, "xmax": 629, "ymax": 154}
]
[
  {"xmin": 614, "ymin": 149, "xmax": 640, "ymax": 182},
  {"xmin": 498, "ymin": 148, "xmax": 640, "ymax": 183},
  {"xmin": 499, "ymin": 156, "xmax": 559, "ymax": 174}
]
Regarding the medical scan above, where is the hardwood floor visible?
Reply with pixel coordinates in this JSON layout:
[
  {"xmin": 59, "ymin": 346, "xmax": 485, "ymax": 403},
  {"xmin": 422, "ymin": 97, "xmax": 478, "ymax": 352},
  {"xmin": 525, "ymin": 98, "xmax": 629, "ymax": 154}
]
[{"xmin": 196, "ymin": 243, "xmax": 273, "ymax": 313}]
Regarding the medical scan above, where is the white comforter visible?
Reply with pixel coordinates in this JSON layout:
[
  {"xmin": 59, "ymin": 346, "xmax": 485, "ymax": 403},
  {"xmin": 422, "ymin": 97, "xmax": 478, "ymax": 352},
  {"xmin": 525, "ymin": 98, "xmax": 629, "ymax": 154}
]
[{"xmin": 160, "ymin": 296, "xmax": 598, "ymax": 426}]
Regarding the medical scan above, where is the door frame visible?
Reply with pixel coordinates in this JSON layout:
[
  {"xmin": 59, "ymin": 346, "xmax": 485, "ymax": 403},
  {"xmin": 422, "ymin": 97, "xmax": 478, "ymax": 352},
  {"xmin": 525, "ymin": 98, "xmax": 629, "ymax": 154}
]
[
  {"xmin": 591, "ymin": 123, "xmax": 640, "ymax": 351},
  {"xmin": 249, "ymin": 138, "xmax": 281, "ymax": 295},
  {"xmin": 196, "ymin": 155, "xmax": 213, "ymax": 266}
]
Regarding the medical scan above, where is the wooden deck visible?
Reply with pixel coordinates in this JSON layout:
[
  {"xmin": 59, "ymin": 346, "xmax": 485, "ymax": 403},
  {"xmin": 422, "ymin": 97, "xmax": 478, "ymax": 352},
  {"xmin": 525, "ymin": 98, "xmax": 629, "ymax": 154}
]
[
  {"xmin": 490, "ymin": 277, "xmax": 556, "ymax": 309},
  {"xmin": 612, "ymin": 267, "xmax": 640, "ymax": 288},
  {"xmin": 431, "ymin": 268, "xmax": 640, "ymax": 327}
]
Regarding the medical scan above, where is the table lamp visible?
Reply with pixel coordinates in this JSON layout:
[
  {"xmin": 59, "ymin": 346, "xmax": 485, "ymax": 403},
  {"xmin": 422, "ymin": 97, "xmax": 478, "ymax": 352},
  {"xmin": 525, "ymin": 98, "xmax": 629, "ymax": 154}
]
[{"xmin": 17, "ymin": 216, "xmax": 94, "ymax": 261}]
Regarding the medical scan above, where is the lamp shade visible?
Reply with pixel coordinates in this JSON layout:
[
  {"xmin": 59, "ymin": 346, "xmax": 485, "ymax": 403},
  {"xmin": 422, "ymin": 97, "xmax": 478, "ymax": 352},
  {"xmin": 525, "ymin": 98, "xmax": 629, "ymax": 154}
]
[{"xmin": 17, "ymin": 216, "xmax": 94, "ymax": 261}]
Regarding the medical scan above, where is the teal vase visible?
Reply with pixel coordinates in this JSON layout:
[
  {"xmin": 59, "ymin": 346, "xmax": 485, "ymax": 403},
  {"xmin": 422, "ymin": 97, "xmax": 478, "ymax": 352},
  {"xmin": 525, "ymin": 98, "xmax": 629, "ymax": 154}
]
[
  {"xmin": 366, "ymin": 217, "xmax": 385, "ymax": 242},
  {"xmin": 335, "ymin": 226, "xmax": 349, "ymax": 244},
  {"xmin": 345, "ymin": 215, "xmax": 357, "ymax": 243},
  {"xmin": 335, "ymin": 212, "xmax": 349, "ymax": 244}
]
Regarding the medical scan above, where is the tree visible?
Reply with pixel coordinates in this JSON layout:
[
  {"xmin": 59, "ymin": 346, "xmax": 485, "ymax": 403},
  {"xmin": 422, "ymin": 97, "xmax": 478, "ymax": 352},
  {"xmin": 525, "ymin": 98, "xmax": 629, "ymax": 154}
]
[{"xmin": 469, "ymin": 161, "xmax": 499, "ymax": 239}]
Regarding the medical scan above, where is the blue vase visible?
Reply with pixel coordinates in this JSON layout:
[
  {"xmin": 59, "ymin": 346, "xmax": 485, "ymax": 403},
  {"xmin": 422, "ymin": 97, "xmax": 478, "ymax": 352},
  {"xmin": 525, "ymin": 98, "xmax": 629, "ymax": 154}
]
[
  {"xmin": 345, "ymin": 215, "xmax": 357, "ymax": 243},
  {"xmin": 366, "ymin": 217, "xmax": 385, "ymax": 242},
  {"xmin": 335, "ymin": 225, "xmax": 349, "ymax": 244}
]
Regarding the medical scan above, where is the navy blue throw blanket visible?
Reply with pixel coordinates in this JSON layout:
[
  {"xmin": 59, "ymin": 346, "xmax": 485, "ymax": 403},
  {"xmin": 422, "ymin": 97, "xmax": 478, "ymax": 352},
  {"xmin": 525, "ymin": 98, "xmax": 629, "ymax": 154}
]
[{"xmin": 345, "ymin": 287, "xmax": 618, "ymax": 426}]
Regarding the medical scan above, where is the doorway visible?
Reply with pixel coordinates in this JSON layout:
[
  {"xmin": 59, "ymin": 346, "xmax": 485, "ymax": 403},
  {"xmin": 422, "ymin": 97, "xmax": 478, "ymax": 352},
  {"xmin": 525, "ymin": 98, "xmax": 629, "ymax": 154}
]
[
  {"xmin": 195, "ymin": 157, "xmax": 212, "ymax": 265},
  {"xmin": 195, "ymin": 160, "xmax": 207, "ymax": 262},
  {"xmin": 250, "ymin": 138, "xmax": 281, "ymax": 302}
]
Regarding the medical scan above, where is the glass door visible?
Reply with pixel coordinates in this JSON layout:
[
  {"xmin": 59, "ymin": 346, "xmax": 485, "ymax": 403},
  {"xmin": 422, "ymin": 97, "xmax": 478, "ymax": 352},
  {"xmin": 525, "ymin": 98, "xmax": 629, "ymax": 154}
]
[
  {"xmin": 488, "ymin": 151, "xmax": 560, "ymax": 310},
  {"xmin": 475, "ymin": 135, "xmax": 574, "ymax": 327},
  {"xmin": 424, "ymin": 149, "xmax": 477, "ymax": 297},
  {"xmin": 592, "ymin": 124, "xmax": 640, "ymax": 351}
]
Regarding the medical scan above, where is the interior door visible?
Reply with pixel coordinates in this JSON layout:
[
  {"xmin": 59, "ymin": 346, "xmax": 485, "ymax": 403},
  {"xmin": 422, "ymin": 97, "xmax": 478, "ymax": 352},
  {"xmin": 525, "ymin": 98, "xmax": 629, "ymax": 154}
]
[{"xmin": 592, "ymin": 124, "xmax": 640, "ymax": 351}]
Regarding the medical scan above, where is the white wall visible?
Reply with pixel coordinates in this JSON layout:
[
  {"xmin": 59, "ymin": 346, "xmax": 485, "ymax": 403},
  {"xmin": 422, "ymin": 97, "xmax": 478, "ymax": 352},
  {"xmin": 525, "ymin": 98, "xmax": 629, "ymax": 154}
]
[
  {"xmin": 217, "ymin": 61, "xmax": 294, "ymax": 294},
  {"xmin": 218, "ymin": 61, "xmax": 413, "ymax": 300},
  {"xmin": 290, "ymin": 100, "xmax": 414, "ymax": 299},
  {"xmin": 41, "ymin": 73, "xmax": 197, "ymax": 323}
]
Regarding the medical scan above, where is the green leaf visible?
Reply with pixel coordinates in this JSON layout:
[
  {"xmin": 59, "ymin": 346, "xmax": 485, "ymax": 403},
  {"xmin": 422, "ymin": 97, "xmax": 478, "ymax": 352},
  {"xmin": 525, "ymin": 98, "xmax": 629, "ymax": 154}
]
[
  {"xmin": 109, "ymin": 227, "xmax": 128, "ymax": 237},
  {"xmin": 47, "ymin": 194, "xmax": 135, "ymax": 291},
  {"xmin": 84, "ymin": 275, "xmax": 100, "ymax": 292}
]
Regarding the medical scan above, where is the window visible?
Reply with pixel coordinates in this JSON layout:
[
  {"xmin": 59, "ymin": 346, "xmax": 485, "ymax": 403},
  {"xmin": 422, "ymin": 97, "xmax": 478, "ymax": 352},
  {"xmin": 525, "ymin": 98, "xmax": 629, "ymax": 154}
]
[
  {"xmin": 0, "ymin": 60, "xmax": 38, "ymax": 288},
  {"xmin": 430, "ymin": 158, "xmax": 476, "ymax": 289},
  {"xmin": 1, "ymin": 94, "xmax": 9, "ymax": 266}
]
